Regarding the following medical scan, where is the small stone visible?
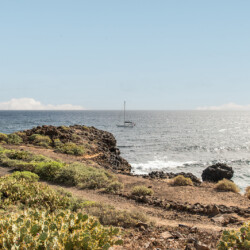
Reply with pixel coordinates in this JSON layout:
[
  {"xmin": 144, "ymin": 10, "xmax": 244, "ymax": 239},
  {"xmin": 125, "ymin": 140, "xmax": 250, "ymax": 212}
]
[
  {"xmin": 160, "ymin": 231, "xmax": 173, "ymax": 239},
  {"xmin": 212, "ymin": 215, "xmax": 225, "ymax": 223},
  {"xmin": 194, "ymin": 241, "xmax": 210, "ymax": 250}
]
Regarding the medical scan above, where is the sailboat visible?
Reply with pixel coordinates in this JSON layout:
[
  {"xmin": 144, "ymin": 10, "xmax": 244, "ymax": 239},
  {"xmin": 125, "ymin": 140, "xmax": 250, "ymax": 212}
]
[{"xmin": 117, "ymin": 101, "xmax": 135, "ymax": 127}]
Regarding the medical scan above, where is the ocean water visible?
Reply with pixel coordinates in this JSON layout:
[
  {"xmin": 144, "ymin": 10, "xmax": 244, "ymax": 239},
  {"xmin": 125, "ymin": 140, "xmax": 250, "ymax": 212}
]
[{"xmin": 0, "ymin": 110, "xmax": 249, "ymax": 190}]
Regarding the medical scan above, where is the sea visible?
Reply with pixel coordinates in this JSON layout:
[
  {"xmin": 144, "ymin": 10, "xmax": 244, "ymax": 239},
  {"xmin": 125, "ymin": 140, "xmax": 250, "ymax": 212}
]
[{"xmin": 0, "ymin": 110, "xmax": 249, "ymax": 191}]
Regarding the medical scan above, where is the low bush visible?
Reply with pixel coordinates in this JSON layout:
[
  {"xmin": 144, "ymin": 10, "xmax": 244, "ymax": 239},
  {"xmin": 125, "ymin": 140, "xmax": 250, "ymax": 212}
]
[
  {"xmin": 171, "ymin": 175, "xmax": 193, "ymax": 186},
  {"xmin": 0, "ymin": 133, "xmax": 7, "ymax": 142},
  {"xmin": 0, "ymin": 174, "xmax": 72, "ymax": 211},
  {"xmin": 131, "ymin": 185, "xmax": 154, "ymax": 196},
  {"xmin": 11, "ymin": 171, "xmax": 39, "ymax": 182},
  {"xmin": 56, "ymin": 142, "xmax": 85, "ymax": 156},
  {"xmin": 34, "ymin": 161, "xmax": 65, "ymax": 181},
  {"xmin": 74, "ymin": 164, "xmax": 116, "ymax": 189},
  {"xmin": 0, "ymin": 209, "xmax": 122, "ymax": 249},
  {"xmin": 104, "ymin": 181, "xmax": 124, "ymax": 194},
  {"xmin": 29, "ymin": 134, "xmax": 52, "ymax": 148},
  {"xmin": 245, "ymin": 186, "xmax": 250, "ymax": 199},
  {"xmin": 83, "ymin": 202, "xmax": 148, "ymax": 228},
  {"xmin": 215, "ymin": 179, "xmax": 240, "ymax": 193},
  {"xmin": 0, "ymin": 147, "xmax": 120, "ymax": 190},
  {"xmin": 7, "ymin": 133, "xmax": 23, "ymax": 144},
  {"xmin": 218, "ymin": 221, "xmax": 250, "ymax": 249}
]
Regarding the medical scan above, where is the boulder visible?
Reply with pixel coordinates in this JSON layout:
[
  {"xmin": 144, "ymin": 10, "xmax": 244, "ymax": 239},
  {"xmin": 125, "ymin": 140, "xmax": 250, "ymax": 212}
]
[{"xmin": 201, "ymin": 163, "xmax": 234, "ymax": 182}]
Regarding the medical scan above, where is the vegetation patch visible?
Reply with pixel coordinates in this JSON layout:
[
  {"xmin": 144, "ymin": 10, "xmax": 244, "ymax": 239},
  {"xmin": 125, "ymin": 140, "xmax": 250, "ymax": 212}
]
[
  {"xmin": 82, "ymin": 202, "xmax": 148, "ymax": 228},
  {"xmin": 29, "ymin": 134, "xmax": 52, "ymax": 148},
  {"xmin": 0, "ymin": 146, "xmax": 120, "ymax": 191},
  {"xmin": 0, "ymin": 174, "xmax": 73, "ymax": 211},
  {"xmin": 131, "ymin": 185, "xmax": 154, "ymax": 196},
  {"xmin": 104, "ymin": 181, "xmax": 124, "ymax": 194},
  {"xmin": 171, "ymin": 175, "xmax": 193, "ymax": 186},
  {"xmin": 7, "ymin": 133, "xmax": 23, "ymax": 145},
  {"xmin": 56, "ymin": 142, "xmax": 85, "ymax": 156},
  {"xmin": 218, "ymin": 221, "xmax": 250, "ymax": 249},
  {"xmin": 215, "ymin": 179, "xmax": 240, "ymax": 193},
  {"xmin": 11, "ymin": 171, "xmax": 39, "ymax": 182},
  {"xmin": 0, "ymin": 209, "xmax": 122, "ymax": 250},
  {"xmin": 0, "ymin": 133, "xmax": 7, "ymax": 142}
]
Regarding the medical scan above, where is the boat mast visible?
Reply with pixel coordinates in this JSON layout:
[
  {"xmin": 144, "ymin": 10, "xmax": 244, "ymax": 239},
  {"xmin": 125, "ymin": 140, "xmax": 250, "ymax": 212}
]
[{"xmin": 124, "ymin": 101, "xmax": 126, "ymax": 124}]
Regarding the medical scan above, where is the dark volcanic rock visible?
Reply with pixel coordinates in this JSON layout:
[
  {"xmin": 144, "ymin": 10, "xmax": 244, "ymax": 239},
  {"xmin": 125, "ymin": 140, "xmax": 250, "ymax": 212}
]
[
  {"xmin": 19, "ymin": 125, "xmax": 131, "ymax": 173},
  {"xmin": 148, "ymin": 171, "xmax": 201, "ymax": 185},
  {"xmin": 201, "ymin": 163, "xmax": 234, "ymax": 182}
]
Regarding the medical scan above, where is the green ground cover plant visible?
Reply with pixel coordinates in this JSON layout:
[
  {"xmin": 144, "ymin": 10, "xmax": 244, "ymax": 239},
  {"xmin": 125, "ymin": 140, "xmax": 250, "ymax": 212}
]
[
  {"xmin": 215, "ymin": 179, "xmax": 240, "ymax": 193},
  {"xmin": 29, "ymin": 134, "xmax": 52, "ymax": 148},
  {"xmin": 56, "ymin": 142, "xmax": 85, "ymax": 155},
  {"xmin": 131, "ymin": 185, "xmax": 154, "ymax": 196},
  {"xmin": 218, "ymin": 221, "xmax": 250, "ymax": 249},
  {"xmin": 171, "ymin": 175, "xmax": 193, "ymax": 186},
  {"xmin": 6, "ymin": 133, "xmax": 23, "ymax": 145},
  {"xmin": 0, "ymin": 173, "xmax": 122, "ymax": 249},
  {"xmin": 0, "ymin": 133, "xmax": 7, "ymax": 142},
  {"xmin": 104, "ymin": 181, "xmax": 124, "ymax": 194},
  {"xmin": 0, "ymin": 146, "xmax": 121, "ymax": 191},
  {"xmin": 0, "ymin": 174, "xmax": 73, "ymax": 211},
  {"xmin": 0, "ymin": 209, "xmax": 122, "ymax": 249},
  {"xmin": 11, "ymin": 171, "xmax": 39, "ymax": 182}
]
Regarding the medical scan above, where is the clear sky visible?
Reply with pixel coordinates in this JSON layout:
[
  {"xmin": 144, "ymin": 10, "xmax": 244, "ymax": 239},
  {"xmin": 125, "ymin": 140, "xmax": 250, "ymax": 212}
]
[{"xmin": 1, "ymin": 1, "xmax": 250, "ymax": 110}]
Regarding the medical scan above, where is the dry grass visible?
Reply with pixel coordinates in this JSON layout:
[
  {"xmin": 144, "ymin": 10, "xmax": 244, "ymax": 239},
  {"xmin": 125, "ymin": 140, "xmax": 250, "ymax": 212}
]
[
  {"xmin": 215, "ymin": 179, "xmax": 240, "ymax": 193},
  {"xmin": 171, "ymin": 175, "xmax": 193, "ymax": 186},
  {"xmin": 131, "ymin": 185, "xmax": 154, "ymax": 196}
]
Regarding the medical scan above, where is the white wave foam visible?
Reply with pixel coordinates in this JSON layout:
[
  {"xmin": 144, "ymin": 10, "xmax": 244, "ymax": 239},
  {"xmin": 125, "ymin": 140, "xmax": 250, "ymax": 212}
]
[{"xmin": 131, "ymin": 157, "xmax": 196, "ymax": 174}]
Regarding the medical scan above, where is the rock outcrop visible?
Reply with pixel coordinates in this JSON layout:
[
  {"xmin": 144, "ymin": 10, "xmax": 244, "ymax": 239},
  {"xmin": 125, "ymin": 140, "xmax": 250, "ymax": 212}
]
[
  {"xmin": 201, "ymin": 163, "xmax": 234, "ymax": 182},
  {"xmin": 18, "ymin": 125, "xmax": 131, "ymax": 173}
]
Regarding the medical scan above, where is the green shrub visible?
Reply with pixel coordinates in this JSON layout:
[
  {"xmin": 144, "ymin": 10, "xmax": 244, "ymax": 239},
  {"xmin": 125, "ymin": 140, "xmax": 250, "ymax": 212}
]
[
  {"xmin": 7, "ymin": 133, "xmax": 23, "ymax": 144},
  {"xmin": 104, "ymin": 181, "xmax": 124, "ymax": 194},
  {"xmin": 34, "ymin": 161, "xmax": 64, "ymax": 181},
  {"xmin": 0, "ymin": 157, "xmax": 36, "ymax": 171},
  {"xmin": 218, "ymin": 221, "xmax": 250, "ymax": 249},
  {"xmin": 11, "ymin": 171, "xmax": 39, "ymax": 182},
  {"xmin": 0, "ymin": 133, "xmax": 7, "ymax": 142},
  {"xmin": 0, "ymin": 147, "xmax": 117, "ymax": 190},
  {"xmin": 131, "ymin": 185, "xmax": 154, "ymax": 196},
  {"xmin": 56, "ymin": 142, "xmax": 85, "ymax": 155},
  {"xmin": 29, "ymin": 134, "xmax": 52, "ymax": 148},
  {"xmin": 7, "ymin": 150, "xmax": 32, "ymax": 160},
  {"xmin": 245, "ymin": 186, "xmax": 250, "ymax": 199},
  {"xmin": 54, "ymin": 138, "xmax": 63, "ymax": 147},
  {"xmin": 171, "ymin": 175, "xmax": 193, "ymax": 186},
  {"xmin": 215, "ymin": 179, "xmax": 240, "ymax": 193},
  {"xmin": 0, "ymin": 209, "xmax": 122, "ymax": 249},
  {"xmin": 75, "ymin": 164, "xmax": 116, "ymax": 189},
  {"xmin": 0, "ymin": 175, "xmax": 72, "ymax": 211}
]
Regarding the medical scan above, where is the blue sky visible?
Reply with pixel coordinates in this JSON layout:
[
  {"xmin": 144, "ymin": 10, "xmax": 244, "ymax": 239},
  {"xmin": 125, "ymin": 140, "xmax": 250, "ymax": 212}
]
[{"xmin": 0, "ymin": 1, "xmax": 250, "ymax": 110}]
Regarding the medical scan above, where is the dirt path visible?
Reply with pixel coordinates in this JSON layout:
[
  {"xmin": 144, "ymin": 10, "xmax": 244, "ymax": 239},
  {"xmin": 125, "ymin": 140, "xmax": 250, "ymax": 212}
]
[
  {"xmin": 0, "ymin": 165, "xmax": 225, "ymax": 232},
  {"xmin": 46, "ymin": 182, "xmax": 237, "ymax": 232},
  {"xmin": 4, "ymin": 145, "xmax": 250, "ymax": 209}
]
